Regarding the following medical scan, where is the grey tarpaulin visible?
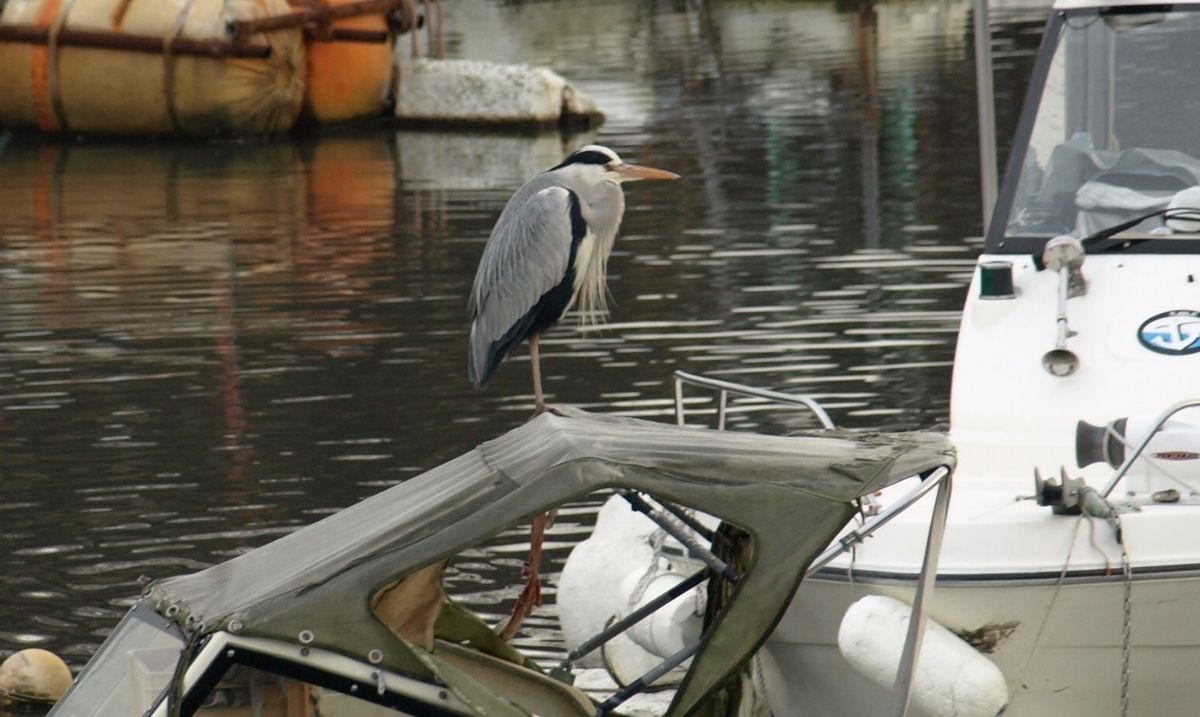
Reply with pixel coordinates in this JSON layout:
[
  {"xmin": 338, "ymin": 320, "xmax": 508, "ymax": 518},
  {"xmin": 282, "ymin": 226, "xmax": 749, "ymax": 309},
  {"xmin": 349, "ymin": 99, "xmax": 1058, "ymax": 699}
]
[{"xmin": 146, "ymin": 408, "xmax": 955, "ymax": 715}]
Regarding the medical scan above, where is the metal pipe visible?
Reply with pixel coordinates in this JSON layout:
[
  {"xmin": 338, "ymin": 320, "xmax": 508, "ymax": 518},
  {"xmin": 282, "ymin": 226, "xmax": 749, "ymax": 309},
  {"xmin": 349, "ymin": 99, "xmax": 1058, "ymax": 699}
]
[
  {"xmin": 673, "ymin": 370, "xmax": 835, "ymax": 429},
  {"xmin": 596, "ymin": 639, "xmax": 702, "ymax": 714},
  {"xmin": 619, "ymin": 490, "xmax": 739, "ymax": 584},
  {"xmin": 656, "ymin": 499, "xmax": 715, "ymax": 542},
  {"xmin": 673, "ymin": 375, "xmax": 686, "ymax": 427},
  {"xmin": 973, "ymin": 0, "xmax": 998, "ymax": 229},
  {"xmin": 1040, "ymin": 236, "xmax": 1084, "ymax": 377},
  {"xmin": 717, "ymin": 390, "xmax": 728, "ymax": 431},
  {"xmin": 1054, "ymin": 265, "xmax": 1070, "ymax": 346},
  {"xmin": 807, "ymin": 467, "xmax": 951, "ymax": 576},
  {"xmin": 0, "ymin": 24, "xmax": 271, "ymax": 58},
  {"xmin": 554, "ymin": 568, "xmax": 709, "ymax": 673},
  {"xmin": 231, "ymin": 0, "xmax": 400, "ymax": 35},
  {"xmin": 1102, "ymin": 399, "xmax": 1200, "ymax": 497},
  {"xmin": 891, "ymin": 468, "xmax": 953, "ymax": 717},
  {"xmin": 1039, "ymin": 263, "xmax": 1080, "ymax": 376}
]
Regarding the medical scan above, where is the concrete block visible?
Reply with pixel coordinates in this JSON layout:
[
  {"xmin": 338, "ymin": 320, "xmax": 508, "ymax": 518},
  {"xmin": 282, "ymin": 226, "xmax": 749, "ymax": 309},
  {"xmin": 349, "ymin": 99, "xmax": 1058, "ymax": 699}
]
[{"xmin": 395, "ymin": 58, "xmax": 602, "ymax": 126}]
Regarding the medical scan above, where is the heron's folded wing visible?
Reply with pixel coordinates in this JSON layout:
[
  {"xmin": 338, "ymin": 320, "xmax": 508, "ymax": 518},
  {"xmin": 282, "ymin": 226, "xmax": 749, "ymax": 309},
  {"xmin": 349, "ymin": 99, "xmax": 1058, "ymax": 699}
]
[{"xmin": 469, "ymin": 186, "xmax": 576, "ymax": 380}]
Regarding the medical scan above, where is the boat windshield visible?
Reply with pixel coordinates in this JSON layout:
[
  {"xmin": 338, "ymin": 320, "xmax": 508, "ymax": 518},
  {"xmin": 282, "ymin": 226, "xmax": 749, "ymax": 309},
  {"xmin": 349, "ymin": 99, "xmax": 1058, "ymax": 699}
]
[{"xmin": 998, "ymin": 7, "xmax": 1200, "ymax": 249}]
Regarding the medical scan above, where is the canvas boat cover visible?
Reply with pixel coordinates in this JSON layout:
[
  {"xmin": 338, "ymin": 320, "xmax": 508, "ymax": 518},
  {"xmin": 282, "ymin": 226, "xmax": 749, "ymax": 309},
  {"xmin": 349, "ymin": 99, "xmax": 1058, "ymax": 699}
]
[{"xmin": 146, "ymin": 408, "xmax": 955, "ymax": 716}]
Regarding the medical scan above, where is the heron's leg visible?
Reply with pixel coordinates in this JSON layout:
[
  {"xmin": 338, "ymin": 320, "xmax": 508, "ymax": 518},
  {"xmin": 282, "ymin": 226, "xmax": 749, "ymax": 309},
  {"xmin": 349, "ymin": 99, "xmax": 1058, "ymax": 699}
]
[
  {"xmin": 499, "ymin": 511, "xmax": 547, "ymax": 639},
  {"xmin": 530, "ymin": 333, "xmax": 546, "ymax": 412}
]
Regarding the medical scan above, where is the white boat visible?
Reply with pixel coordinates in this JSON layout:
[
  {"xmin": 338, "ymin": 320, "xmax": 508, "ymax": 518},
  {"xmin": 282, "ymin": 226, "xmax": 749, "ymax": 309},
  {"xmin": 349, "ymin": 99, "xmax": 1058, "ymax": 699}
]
[{"xmin": 751, "ymin": 0, "xmax": 1200, "ymax": 714}]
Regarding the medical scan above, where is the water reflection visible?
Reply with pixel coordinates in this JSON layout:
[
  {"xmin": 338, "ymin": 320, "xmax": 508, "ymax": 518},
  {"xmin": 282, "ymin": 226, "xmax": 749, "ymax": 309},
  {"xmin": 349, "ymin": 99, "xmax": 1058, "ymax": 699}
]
[
  {"xmin": 0, "ymin": 0, "xmax": 1051, "ymax": 672},
  {"xmin": 395, "ymin": 131, "xmax": 596, "ymax": 189}
]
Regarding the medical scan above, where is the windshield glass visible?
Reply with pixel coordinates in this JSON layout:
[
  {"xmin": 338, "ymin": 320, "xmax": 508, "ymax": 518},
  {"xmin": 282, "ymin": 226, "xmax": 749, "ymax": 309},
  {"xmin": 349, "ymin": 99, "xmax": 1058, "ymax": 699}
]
[
  {"xmin": 1003, "ymin": 8, "xmax": 1200, "ymax": 242},
  {"xmin": 48, "ymin": 603, "xmax": 184, "ymax": 717}
]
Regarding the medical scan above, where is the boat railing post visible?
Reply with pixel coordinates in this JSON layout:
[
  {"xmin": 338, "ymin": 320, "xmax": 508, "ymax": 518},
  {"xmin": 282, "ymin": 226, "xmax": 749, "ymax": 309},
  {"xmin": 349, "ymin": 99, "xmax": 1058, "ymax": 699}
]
[
  {"xmin": 891, "ymin": 469, "xmax": 953, "ymax": 717},
  {"xmin": 672, "ymin": 370, "xmax": 836, "ymax": 429},
  {"xmin": 974, "ymin": 0, "xmax": 998, "ymax": 229},
  {"xmin": 674, "ymin": 375, "xmax": 686, "ymax": 426}
]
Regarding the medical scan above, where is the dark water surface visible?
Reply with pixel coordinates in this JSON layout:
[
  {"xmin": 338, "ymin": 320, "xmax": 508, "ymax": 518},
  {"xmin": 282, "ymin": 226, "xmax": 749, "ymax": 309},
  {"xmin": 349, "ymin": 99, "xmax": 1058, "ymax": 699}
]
[{"xmin": 0, "ymin": 0, "xmax": 1049, "ymax": 670}]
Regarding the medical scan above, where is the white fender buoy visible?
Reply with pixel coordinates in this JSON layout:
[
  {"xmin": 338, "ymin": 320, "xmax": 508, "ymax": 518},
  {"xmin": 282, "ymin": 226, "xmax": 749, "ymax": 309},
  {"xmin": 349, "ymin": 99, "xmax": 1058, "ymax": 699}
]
[
  {"xmin": 1167, "ymin": 186, "xmax": 1200, "ymax": 233},
  {"xmin": 837, "ymin": 595, "xmax": 1007, "ymax": 717},
  {"xmin": 617, "ymin": 571, "xmax": 703, "ymax": 658},
  {"xmin": 559, "ymin": 496, "xmax": 661, "ymax": 667},
  {"xmin": 0, "ymin": 648, "xmax": 72, "ymax": 703}
]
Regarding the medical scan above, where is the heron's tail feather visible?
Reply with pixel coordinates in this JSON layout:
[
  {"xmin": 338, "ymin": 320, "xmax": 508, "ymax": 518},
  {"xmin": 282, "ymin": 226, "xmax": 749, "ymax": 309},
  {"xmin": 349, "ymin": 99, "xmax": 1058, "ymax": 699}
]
[
  {"xmin": 469, "ymin": 312, "xmax": 537, "ymax": 389},
  {"xmin": 468, "ymin": 325, "xmax": 492, "ymax": 389}
]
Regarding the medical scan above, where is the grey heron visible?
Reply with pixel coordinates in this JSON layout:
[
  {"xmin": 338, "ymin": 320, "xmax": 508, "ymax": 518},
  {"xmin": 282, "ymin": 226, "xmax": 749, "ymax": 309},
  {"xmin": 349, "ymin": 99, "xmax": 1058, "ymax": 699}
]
[
  {"xmin": 466, "ymin": 144, "xmax": 678, "ymax": 637},
  {"xmin": 468, "ymin": 144, "xmax": 679, "ymax": 412}
]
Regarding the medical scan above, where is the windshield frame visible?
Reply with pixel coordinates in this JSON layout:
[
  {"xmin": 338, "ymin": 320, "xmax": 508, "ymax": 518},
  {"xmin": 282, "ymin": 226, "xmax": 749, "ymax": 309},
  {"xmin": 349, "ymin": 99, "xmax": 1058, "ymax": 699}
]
[{"xmin": 985, "ymin": 4, "xmax": 1200, "ymax": 254}]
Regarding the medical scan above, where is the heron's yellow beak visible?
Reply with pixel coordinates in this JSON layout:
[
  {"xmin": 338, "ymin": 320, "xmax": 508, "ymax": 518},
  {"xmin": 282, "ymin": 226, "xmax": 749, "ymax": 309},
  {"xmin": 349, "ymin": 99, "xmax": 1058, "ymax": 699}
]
[{"xmin": 613, "ymin": 163, "xmax": 680, "ymax": 182}]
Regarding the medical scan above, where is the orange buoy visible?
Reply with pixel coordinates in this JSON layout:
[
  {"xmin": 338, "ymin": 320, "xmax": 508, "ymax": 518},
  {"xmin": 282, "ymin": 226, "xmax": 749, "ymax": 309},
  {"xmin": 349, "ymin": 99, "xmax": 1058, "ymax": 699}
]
[{"xmin": 302, "ymin": 0, "xmax": 393, "ymax": 124}]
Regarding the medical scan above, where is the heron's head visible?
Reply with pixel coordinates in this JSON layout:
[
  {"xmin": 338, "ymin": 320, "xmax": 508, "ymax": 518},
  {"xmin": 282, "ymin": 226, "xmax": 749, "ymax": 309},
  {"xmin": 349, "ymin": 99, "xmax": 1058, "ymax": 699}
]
[{"xmin": 552, "ymin": 145, "xmax": 680, "ymax": 186}]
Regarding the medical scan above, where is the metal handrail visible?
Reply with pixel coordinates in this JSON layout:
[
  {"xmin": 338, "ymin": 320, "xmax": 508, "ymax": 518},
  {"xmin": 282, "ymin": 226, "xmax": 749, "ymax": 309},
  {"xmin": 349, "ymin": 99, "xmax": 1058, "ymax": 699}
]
[
  {"xmin": 806, "ymin": 466, "xmax": 951, "ymax": 575},
  {"xmin": 1101, "ymin": 398, "xmax": 1200, "ymax": 498},
  {"xmin": 673, "ymin": 370, "xmax": 836, "ymax": 430},
  {"xmin": 892, "ymin": 466, "xmax": 953, "ymax": 717}
]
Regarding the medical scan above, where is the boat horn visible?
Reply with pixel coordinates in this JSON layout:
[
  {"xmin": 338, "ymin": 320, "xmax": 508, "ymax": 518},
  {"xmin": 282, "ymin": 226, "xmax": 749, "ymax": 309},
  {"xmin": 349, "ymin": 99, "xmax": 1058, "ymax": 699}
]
[{"xmin": 1041, "ymin": 235, "xmax": 1086, "ymax": 377}]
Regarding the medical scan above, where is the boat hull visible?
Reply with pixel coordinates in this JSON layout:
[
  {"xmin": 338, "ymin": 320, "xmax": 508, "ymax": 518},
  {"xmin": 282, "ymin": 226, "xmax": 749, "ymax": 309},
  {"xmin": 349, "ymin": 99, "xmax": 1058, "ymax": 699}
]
[{"xmin": 768, "ymin": 570, "xmax": 1200, "ymax": 716}]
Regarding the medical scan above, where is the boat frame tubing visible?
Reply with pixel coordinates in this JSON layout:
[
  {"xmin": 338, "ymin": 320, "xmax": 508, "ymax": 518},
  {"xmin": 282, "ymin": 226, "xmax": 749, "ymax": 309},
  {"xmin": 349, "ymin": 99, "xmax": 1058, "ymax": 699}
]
[
  {"xmin": 231, "ymin": 0, "xmax": 400, "ymax": 36},
  {"xmin": 618, "ymin": 489, "xmax": 740, "ymax": 584},
  {"xmin": 891, "ymin": 467, "xmax": 953, "ymax": 717},
  {"xmin": 673, "ymin": 369, "xmax": 836, "ymax": 430},
  {"xmin": 806, "ymin": 466, "xmax": 952, "ymax": 576},
  {"xmin": 552, "ymin": 567, "xmax": 711, "ymax": 676},
  {"xmin": 803, "ymin": 466, "xmax": 954, "ymax": 716},
  {"xmin": 0, "ymin": 24, "xmax": 271, "ymax": 58}
]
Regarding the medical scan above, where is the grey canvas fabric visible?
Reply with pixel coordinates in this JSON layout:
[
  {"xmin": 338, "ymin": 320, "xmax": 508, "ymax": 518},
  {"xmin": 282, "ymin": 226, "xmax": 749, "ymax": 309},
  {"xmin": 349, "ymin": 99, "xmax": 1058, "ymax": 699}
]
[{"xmin": 146, "ymin": 408, "xmax": 955, "ymax": 715}]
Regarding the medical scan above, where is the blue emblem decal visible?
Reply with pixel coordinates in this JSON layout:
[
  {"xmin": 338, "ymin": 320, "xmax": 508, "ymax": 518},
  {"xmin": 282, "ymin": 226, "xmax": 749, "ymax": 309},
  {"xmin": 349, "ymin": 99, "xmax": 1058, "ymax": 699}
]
[{"xmin": 1138, "ymin": 310, "xmax": 1200, "ymax": 355}]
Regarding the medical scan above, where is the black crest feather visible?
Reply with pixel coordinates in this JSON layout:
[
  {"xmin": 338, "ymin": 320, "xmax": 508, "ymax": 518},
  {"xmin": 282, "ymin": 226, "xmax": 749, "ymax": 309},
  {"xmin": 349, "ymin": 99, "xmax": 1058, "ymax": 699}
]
[{"xmin": 552, "ymin": 149, "xmax": 615, "ymax": 170}]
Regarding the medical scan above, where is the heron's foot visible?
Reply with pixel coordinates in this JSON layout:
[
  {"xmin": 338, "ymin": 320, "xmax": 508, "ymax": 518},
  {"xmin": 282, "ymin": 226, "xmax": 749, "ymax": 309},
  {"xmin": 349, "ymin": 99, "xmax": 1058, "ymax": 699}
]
[
  {"xmin": 499, "ymin": 563, "xmax": 542, "ymax": 639},
  {"xmin": 530, "ymin": 403, "xmax": 564, "ymax": 419}
]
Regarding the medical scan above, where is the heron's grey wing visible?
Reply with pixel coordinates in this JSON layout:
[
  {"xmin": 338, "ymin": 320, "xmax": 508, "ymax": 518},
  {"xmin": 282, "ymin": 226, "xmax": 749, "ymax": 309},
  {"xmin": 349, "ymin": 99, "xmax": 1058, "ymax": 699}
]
[{"xmin": 469, "ymin": 185, "xmax": 576, "ymax": 387}]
